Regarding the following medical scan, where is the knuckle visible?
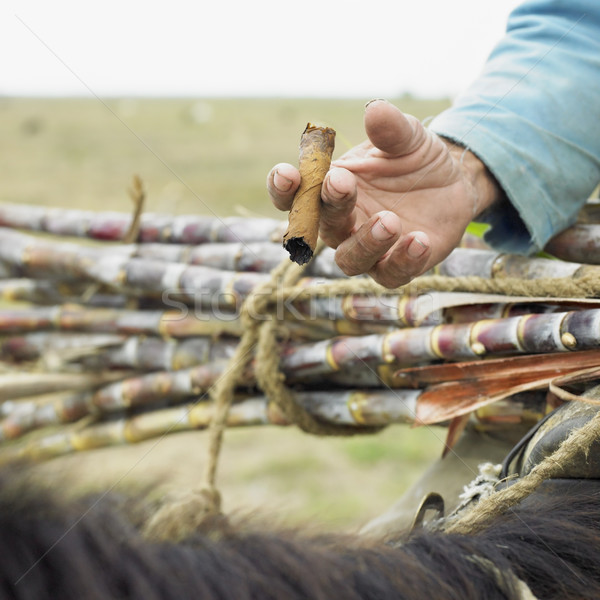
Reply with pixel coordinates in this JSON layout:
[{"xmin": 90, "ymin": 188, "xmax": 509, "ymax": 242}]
[
  {"xmin": 319, "ymin": 212, "xmax": 342, "ymax": 233},
  {"xmin": 371, "ymin": 262, "xmax": 413, "ymax": 289},
  {"xmin": 335, "ymin": 251, "xmax": 363, "ymax": 277},
  {"xmin": 372, "ymin": 273, "xmax": 395, "ymax": 289},
  {"xmin": 387, "ymin": 267, "xmax": 414, "ymax": 287},
  {"xmin": 319, "ymin": 231, "xmax": 342, "ymax": 250},
  {"xmin": 319, "ymin": 212, "xmax": 355, "ymax": 243},
  {"xmin": 348, "ymin": 229, "xmax": 375, "ymax": 255},
  {"xmin": 371, "ymin": 270, "xmax": 397, "ymax": 289}
]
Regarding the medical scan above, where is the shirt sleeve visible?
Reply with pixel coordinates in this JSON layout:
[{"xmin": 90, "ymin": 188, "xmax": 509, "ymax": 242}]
[{"xmin": 429, "ymin": 0, "xmax": 600, "ymax": 254}]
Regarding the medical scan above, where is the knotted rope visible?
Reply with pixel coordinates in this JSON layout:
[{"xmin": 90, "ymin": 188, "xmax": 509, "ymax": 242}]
[
  {"xmin": 444, "ymin": 402, "xmax": 600, "ymax": 536},
  {"xmin": 144, "ymin": 243, "xmax": 382, "ymax": 540},
  {"xmin": 145, "ymin": 254, "xmax": 600, "ymax": 540}
]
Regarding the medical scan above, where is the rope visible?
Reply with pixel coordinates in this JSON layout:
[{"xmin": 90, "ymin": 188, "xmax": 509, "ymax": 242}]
[
  {"xmin": 145, "ymin": 242, "xmax": 378, "ymax": 540},
  {"xmin": 202, "ymin": 270, "xmax": 600, "ymax": 345},
  {"xmin": 144, "ymin": 255, "xmax": 600, "ymax": 540},
  {"xmin": 444, "ymin": 409, "xmax": 600, "ymax": 536},
  {"xmin": 284, "ymin": 271, "xmax": 600, "ymax": 301},
  {"xmin": 414, "ymin": 271, "xmax": 600, "ymax": 298}
]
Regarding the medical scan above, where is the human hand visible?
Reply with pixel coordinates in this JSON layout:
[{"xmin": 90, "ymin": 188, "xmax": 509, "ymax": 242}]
[{"xmin": 267, "ymin": 99, "xmax": 502, "ymax": 288}]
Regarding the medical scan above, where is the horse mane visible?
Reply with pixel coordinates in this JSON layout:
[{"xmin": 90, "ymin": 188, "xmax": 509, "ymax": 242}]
[{"xmin": 1, "ymin": 473, "xmax": 600, "ymax": 599}]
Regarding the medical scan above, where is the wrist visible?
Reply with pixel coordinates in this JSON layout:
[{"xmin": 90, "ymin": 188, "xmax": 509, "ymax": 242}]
[{"xmin": 442, "ymin": 138, "xmax": 505, "ymax": 220}]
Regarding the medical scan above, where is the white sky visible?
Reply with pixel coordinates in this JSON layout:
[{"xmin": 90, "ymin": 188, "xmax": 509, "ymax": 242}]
[{"xmin": 2, "ymin": 0, "xmax": 522, "ymax": 98}]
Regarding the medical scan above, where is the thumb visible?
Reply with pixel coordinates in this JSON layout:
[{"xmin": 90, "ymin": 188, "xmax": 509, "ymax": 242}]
[{"xmin": 364, "ymin": 99, "xmax": 427, "ymax": 157}]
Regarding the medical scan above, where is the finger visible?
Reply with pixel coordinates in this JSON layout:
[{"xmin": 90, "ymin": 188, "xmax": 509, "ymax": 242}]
[
  {"xmin": 364, "ymin": 99, "xmax": 427, "ymax": 157},
  {"xmin": 334, "ymin": 211, "xmax": 402, "ymax": 276},
  {"xmin": 266, "ymin": 163, "xmax": 301, "ymax": 211},
  {"xmin": 319, "ymin": 167, "xmax": 358, "ymax": 248},
  {"xmin": 368, "ymin": 231, "xmax": 431, "ymax": 288}
]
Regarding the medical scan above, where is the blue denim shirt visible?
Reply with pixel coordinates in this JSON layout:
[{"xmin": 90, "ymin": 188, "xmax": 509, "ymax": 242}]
[{"xmin": 430, "ymin": 0, "xmax": 600, "ymax": 254}]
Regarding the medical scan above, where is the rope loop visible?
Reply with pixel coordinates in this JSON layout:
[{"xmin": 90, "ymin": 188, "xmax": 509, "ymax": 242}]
[{"xmin": 146, "ymin": 248, "xmax": 600, "ymax": 540}]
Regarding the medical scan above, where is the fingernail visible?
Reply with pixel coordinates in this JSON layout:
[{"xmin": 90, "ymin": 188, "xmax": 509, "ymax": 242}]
[
  {"xmin": 273, "ymin": 170, "xmax": 293, "ymax": 192},
  {"xmin": 365, "ymin": 98, "xmax": 388, "ymax": 110},
  {"xmin": 371, "ymin": 212, "xmax": 397, "ymax": 241},
  {"xmin": 407, "ymin": 234, "xmax": 429, "ymax": 258}
]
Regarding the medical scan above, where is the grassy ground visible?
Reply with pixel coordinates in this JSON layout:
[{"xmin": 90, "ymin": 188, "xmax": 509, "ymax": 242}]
[
  {"xmin": 0, "ymin": 96, "xmax": 449, "ymax": 216},
  {"xmin": 0, "ymin": 96, "xmax": 451, "ymax": 532}
]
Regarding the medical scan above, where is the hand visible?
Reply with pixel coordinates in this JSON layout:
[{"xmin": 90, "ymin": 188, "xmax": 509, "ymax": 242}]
[{"xmin": 267, "ymin": 99, "xmax": 502, "ymax": 288}]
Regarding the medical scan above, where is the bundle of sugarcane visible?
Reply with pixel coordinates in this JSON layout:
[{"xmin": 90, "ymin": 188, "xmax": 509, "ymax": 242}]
[{"xmin": 1, "ymin": 200, "xmax": 600, "ymax": 462}]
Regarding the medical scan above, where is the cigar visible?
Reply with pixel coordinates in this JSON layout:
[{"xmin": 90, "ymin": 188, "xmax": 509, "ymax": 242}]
[{"xmin": 283, "ymin": 123, "xmax": 336, "ymax": 265}]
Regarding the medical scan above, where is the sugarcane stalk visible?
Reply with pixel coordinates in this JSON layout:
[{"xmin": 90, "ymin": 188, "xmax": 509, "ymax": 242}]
[
  {"xmin": 0, "ymin": 227, "xmax": 345, "ymax": 281},
  {"xmin": 53, "ymin": 246, "xmax": 600, "ymax": 313},
  {"xmin": 291, "ymin": 291, "xmax": 600, "ymax": 330},
  {"xmin": 0, "ymin": 332, "xmax": 241, "ymax": 373},
  {"xmin": 8, "ymin": 202, "xmax": 600, "ymax": 282},
  {"xmin": 135, "ymin": 241, "xmax": 346, "ymax": 278},
  {"xmin": 3, "ymin": 303, "xmax": 600, "ymax": 392},
  {"xmin": 0, "ymin": 391, "xmax": 95, "ymax": 440},
  {"xmin": 545, "ymin": 224, "xmax": 600, "ymax": 265},
  {"xmin": 0, "ymin": 359, "xmax": 232, "ymax": 440},
  {"xmin": 0, "ymin": 391, "xmax": 418, "ymax": 461},
  {"xmin": 0, "ymin": 370, "xmax": 132, "ymax": 402},
  {"xmin": 6, "ymin": 225, "xmax": 600, "ymax": 323},
  {"xmin": 4, "ymin": 274, "xmax": 581, "ymax": 336},
  {"xmin": 0, "ymin": 332, "xmax": 126, "ymax": 363},
  {"xmin": 0, "ymin": 279, "xmax": 134, "ymax": 308},
  {"xmin": 14, "ymin": 305, "xmax": 598, "ymax": 429},
  {"xmin": 0, "ymin": 202, "xmax": 286, "ymax": 244},
  {"xmin": 0, "ymin": 303, "xmax": 321, "ymax": 342},
  {"xmin": 4, "ymin": 305, "xmax": 600, "ymax": 397},
  {"xmin": 280, "ymin": 307, "xmax": 600, "ymax": 381},
  {"xmin": 0, "ymin": 386, "xmax": 550, "ymax": 463},
  {"xmin": 3, "ymin": 200, "xmax": 600, "ymax": 460},
  {"xmin": 3, "ymin": 200, "xmax": 599, "ymax": 258},
  {"xmin": 0, "ymin": 389, "xmax": 84, "ymax": 418},
  {"xmin": 89, "ymin": 360, "xmax": 234, "ymax": 412},
  {"xmin": 0, "ymin": 305, "xmax": 243, "ymax": 338},
  {"xmin": 5, "ymin": 201, "xmax": 600, "ymax": 279},
  {"xmin": 0, "ymin": 228, "xmax": 270, "ymax": 308},
  {"xmin": 0, "ymin": 227, "xmax": 132, "ymax": 280},
  {"xmin": 0, "ymin": 340, "xmax": 460, "ymax": 438},
  {"xmin": 0, "ymin": 398, "xmax": 267, "ymax": 462},
  {"xmin": 0, "ymin": 351, "xmax": 382, "ymax": 438},
  {"xmin": 88, "ymin": 335, "xmax": 239, "ymax": 371},
  {"xmin": 437, "ymin": 247, "xmax": 600, "ymax": 280}
]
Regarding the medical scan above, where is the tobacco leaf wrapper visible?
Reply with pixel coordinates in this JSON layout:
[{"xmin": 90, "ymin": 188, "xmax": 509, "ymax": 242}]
[{"xmin": 283, "ymin": 123, "xmax": 336, "ymax": 265}]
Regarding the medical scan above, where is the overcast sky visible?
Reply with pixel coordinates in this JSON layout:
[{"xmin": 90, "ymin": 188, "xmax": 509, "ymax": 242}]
[{"xmin": 2, "ymin": 0, "xmax": 522, "ymax": 99}]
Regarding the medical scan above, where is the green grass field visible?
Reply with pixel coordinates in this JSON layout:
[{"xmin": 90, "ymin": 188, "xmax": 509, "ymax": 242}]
[{"xmin": 0, "ymin": 96, "xmax": 451, "ymax": 532}]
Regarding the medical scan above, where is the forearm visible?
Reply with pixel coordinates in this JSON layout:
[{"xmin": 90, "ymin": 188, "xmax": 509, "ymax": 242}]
[{"xmin": 430, "ymin": 0, "xmax": 600, "ymax": 254}]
